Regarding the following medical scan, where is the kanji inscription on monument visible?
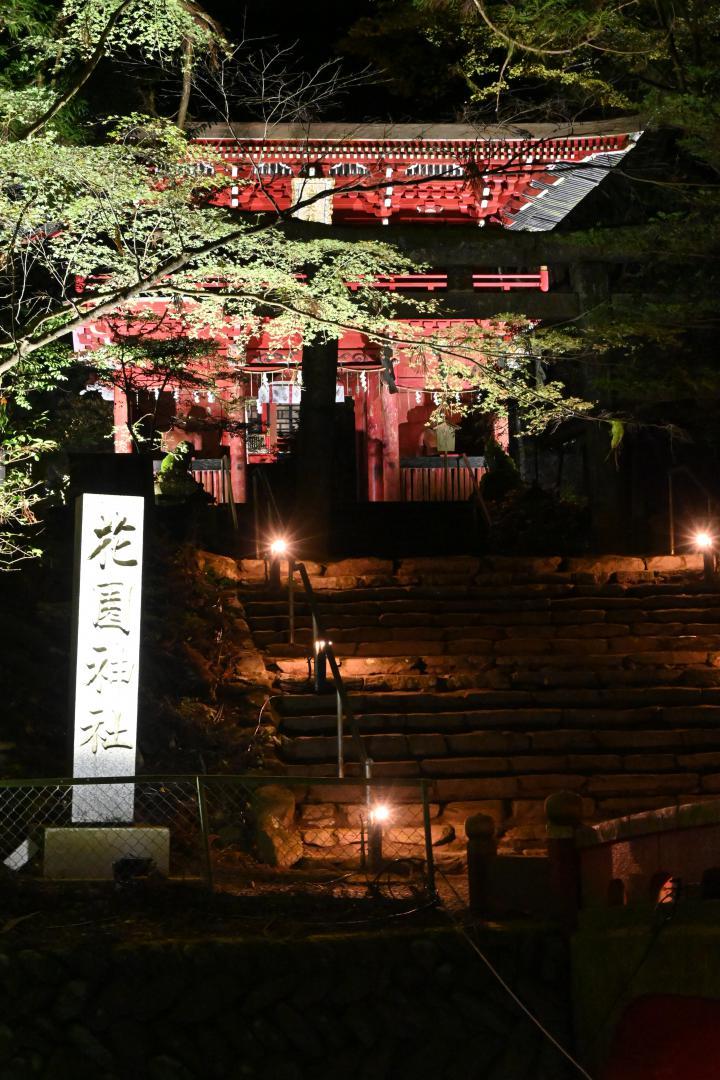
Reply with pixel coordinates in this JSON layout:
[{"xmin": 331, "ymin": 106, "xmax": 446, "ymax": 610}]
[{"xmin": 71, "ymin": 493, "xmax": 144, "ymax": 823}]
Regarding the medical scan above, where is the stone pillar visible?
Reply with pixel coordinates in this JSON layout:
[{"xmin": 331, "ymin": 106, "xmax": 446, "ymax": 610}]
[
  {"xmin": 545, "ymin": 790, "xmax": 584, "ymax": 928},
  {"xmin": 113, "ymin": 385, "xmax": 133, "ymax": 453},
  {"xmin": 380, "ymin": 383, "xmax": 401, "ymax": 501},
  {"xmin": 465, "ymin": 813, "xmax": 497, "ymax": 916}
]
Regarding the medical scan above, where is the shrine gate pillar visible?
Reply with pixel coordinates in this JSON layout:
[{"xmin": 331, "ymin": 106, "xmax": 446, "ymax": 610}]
[
  {"xmin": 380, "ymin": 384, "xmax": 401, "ymax": 501},
  {"xmin": 366, "ymin": 377, "xmax": 384, "ymax": 502},
  {"xmin": 226, "ymin": 391, "xmax": 247, "ymax": 504},
  {"xmin": 113, "ymin": 385, "xmax": 133, "ymax": 454}
]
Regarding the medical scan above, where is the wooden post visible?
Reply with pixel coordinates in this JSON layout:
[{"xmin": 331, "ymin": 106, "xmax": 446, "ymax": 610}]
[
  {"xmin": 226, "ymin": 434, "xmax": 246, "ymax": 504},
  {"xmin": 545, "ymin": 790, "xmax": 584, "ymax": 929},
  {"xmin": 113, "ymin": 385, "xmax": 133, "ymax": 454},
  {"xmin": 380, "ymin": 384, "xmax": 401, "ymax": 501},
  {"xmin": 366, "ymin": 378, "xmax": 384, "ymax": 502},
  {"xmin": 353, "ymin": 381, "xmax": 368, "ymax": 501},
  {"xmin": 465, "ymin": 813, "xmax": 497, "ymax": 916},
  {"xmin": 223, "ymin": 379, "xmax": 247, "ymax": 505}
]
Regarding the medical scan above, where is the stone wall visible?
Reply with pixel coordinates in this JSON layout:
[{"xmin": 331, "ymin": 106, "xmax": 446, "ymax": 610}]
[
  {"xmin": 0, "ymin": 926, "xmax": 573, "ymax": 1080},
  {"xmin": 197, "ymin": 551, "xmax": 704, "ymax": 591}
]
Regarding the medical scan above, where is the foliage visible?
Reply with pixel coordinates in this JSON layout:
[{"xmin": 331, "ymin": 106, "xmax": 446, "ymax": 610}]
[
  {"xmin": 0, "ymin": 0, "xmax": 607, "ymax": 564},
  {"xmin": 350, "ymin": 0, "xmax": 720, "ymax": 152},
  {"xmin": 155, "ymin": 440, "xmax": 206, "ymax": 501},
  {"xmin": 0, "ymin": 430, "xmax": 55, "ymax": 566},
  {"xmin": 487, "ymin": 483, "xmax": 590, "ymax": 555},
  {"xmin": 349, "ymin": 0, "xmax": 720, "ymax": 467},
  {"xmin": 479, "ymin": 437, "xmax": 521, "ymax": 502}
]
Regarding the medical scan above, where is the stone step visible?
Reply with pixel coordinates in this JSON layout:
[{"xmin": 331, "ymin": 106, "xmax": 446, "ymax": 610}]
[
  {"xmin": 251, "ymin": 623, "xmax": 720, "ymax": 647},
  {"xmin": 280, "ymin": 730, "xmax": 720, "ymax": 768},
  {"xmin": 247, "ymin": 607, "xmax": 720, "ymax": 631},
  {"xmin": 269, "ymin": 653, "xmax": 720, "ymax": 681},
  {"xmin": 260, "ymin": 634, "xmax": 720, "ymax": 658},
  {"xmin": 299, "ymin": 771, "xmax": 708, "ymax": 804},
  {"xmin": 243, "ymin": 591, "xmax": 720, "ymax": 617},
  {"xmin": 273, "ymin": 685, "xmax": 720, "ymax": 717},
  {"xmin": 277, "ymin": 707, "xmax": 720, "ymax": 737}
]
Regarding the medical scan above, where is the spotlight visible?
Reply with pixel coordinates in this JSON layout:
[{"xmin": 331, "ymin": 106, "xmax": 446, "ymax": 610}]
[
  {"xmin": 693, "ymin": 529, "xmax": 717, "ymax": 581},
  {"xmin": 267, "ymin": 536, "xmax": 291, "ymax": 589},
  {"xmin": 366, "ymin": 802, "xmax": 390, "ymax": 872},
  {"xmin": 370, "ymin": 803, "xmax": 391, "ymax": 825}
]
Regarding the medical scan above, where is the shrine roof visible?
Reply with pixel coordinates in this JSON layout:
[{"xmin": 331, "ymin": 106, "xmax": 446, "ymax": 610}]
[
  {"xmin": 193, "ymin": 118, "xmax": 642, "ymax": 232},
  {"xmin": 193, "ymin": 117, "xmax": 643, "ymax": 145}
]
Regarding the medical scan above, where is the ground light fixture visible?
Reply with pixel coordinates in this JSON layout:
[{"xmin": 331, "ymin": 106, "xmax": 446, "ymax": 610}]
[
  {"xmin": 693, "ymin": 529, "xmax": 716, "ymax": 580},
  {"xmin": 269, "ymin": 537, "xmax": 289, "ymax": 558},
  {"xmin": 367, "ymin": 802, "xmax": 391, "ymax": 871},
  {"xmin": 267, "ymin": 536, "xmax": 291, "ymax": 588},
  {"xmin": 369, "ymin": 803, "xmax": 391, "ymax": 825},
  {"xmin": 313, "ymin": 638, "xmax": 332, "ymax": 693}
]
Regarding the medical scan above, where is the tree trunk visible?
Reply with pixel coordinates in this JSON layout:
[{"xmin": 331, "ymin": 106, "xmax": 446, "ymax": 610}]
[
  {"xmin": 570, "ymin": 262, "xmax": 628, "ymax": 551},
  {"xmin": 295, "ymin": 337, "xmax": 338, "ymax": 557},
  {"xmin": 176, "ymin": 37, "xmax": 193, "ymax": 131}
]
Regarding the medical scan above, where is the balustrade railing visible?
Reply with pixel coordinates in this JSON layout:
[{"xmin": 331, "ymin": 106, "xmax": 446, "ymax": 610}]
[
  {"xmin": 400, "ymin": 455, "xmax": 485, "ymax": 502},
  {"xmin": 189, "ymin": 458, "xmax": 230, "ymax": 504}
]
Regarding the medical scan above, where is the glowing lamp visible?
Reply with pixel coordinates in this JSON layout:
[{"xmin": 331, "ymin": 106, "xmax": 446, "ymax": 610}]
[
  {"xmin": 370, "ymin": 803, "xmax": 391, "ymax": 825},
  {"xmin": 269, "ymin": 537, "xmax": 289, "ymax": 557},
  {"xmin": 695, "ymin": 531, "xmax": 714, "ymax": 551}
]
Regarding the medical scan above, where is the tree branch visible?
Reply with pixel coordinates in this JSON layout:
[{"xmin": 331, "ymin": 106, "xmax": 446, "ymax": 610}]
[{"xmin": 17, "ymin": 0, "xmax": 136, "ymax": 140}]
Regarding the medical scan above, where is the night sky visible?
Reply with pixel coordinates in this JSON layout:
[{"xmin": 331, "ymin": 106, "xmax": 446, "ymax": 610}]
[{"xmin": 197, "ymin": 0, "xmax": 465, "ymax": 121}]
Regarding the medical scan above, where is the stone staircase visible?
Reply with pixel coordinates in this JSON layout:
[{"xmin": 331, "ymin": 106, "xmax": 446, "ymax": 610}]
[{"xmin": 230, "ymin": 554, "xmax": 720, "ymax": 853}]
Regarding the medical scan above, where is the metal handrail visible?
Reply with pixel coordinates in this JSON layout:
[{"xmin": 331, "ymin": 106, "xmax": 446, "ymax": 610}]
[
  {"xmin": 251, "ymin": 466, "xmax": 282, "ymax": 558},
  {"xmin": 293, "ymin": 561, "xmax": 370, "ymax": 780},
  {"xmin": 668, "ymin": 464, "xmax": 719, "ymax": 554}
]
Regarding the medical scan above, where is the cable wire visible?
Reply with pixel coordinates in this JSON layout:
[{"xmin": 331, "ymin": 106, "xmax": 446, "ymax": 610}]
[{"xmin": 437, "ymin": 869, "xmax": 595, "ymax": 1080}]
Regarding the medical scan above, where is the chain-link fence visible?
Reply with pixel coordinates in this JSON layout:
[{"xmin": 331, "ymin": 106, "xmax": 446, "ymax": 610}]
[{"xmin": 0, "ymin": 775, "xmax": 437, "ymax": 903}]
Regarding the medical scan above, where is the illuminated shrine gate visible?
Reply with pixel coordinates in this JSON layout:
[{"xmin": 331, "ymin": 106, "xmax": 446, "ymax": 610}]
[
  {"xmin": 72, "ymin": 120, "xmax": 641, "ymax": 504},
  {"xmin": 73, "ymin": 313, "xmax": 505, "ymax": 503}
]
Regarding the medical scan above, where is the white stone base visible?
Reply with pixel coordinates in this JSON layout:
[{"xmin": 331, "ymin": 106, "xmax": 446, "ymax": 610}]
[{"xmin": 43, "ymin": 826, "xmax": 170, "ymax": 880}]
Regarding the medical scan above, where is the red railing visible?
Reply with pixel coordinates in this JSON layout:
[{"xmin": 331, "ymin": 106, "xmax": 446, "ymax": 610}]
[
  {"xmin": 400, "ymin": 456, "xmax": 485, "ymax": 502},
  {"xmin": 190, "ymin": 460, "xmax": 230, "ymax": 504},
  {"xmin": 346, "ymin": 274, "xmax": 448, "ymax": 293},
  {"xmin": 472, "ymin": 267, "xmax": 549, "ymax": 292}
]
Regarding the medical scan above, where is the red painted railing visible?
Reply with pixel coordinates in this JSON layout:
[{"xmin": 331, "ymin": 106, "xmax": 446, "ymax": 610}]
[
  {"xmin": 346, "ymin": 274, "xmax": 448, "ymax": 293},
  {"xmin": 400, "ymin": 456, "xmax": 485, "ymax": 502},
  {"xmin": 472, "ymin": 267, "xmax": 549, "ymax": 291}
]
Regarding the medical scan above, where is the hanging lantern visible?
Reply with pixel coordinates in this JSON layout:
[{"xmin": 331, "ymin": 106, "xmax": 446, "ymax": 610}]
[
  {"xmin": 359, "ymin": 370, "xmax": 367, "ymax": 391},
  {"xmin": 433, "ymin": 392, "xmax": 440, "ymax": 405},
  {"xmin": 207, "ymin": 392, "xmax": 215, "ymax": 404},
  {"xmin": 415, "ymin": 390, "xmax": 423, "ymax": 405},
  {"xmin": 193, "ymin": 391, "xmax": 200, "ymax": 403}
]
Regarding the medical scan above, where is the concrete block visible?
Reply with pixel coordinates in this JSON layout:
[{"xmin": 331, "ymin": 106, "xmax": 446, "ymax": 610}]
[{"xmin": 44, "ymin": 826, "xmax": 170, "ymax": 880}]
